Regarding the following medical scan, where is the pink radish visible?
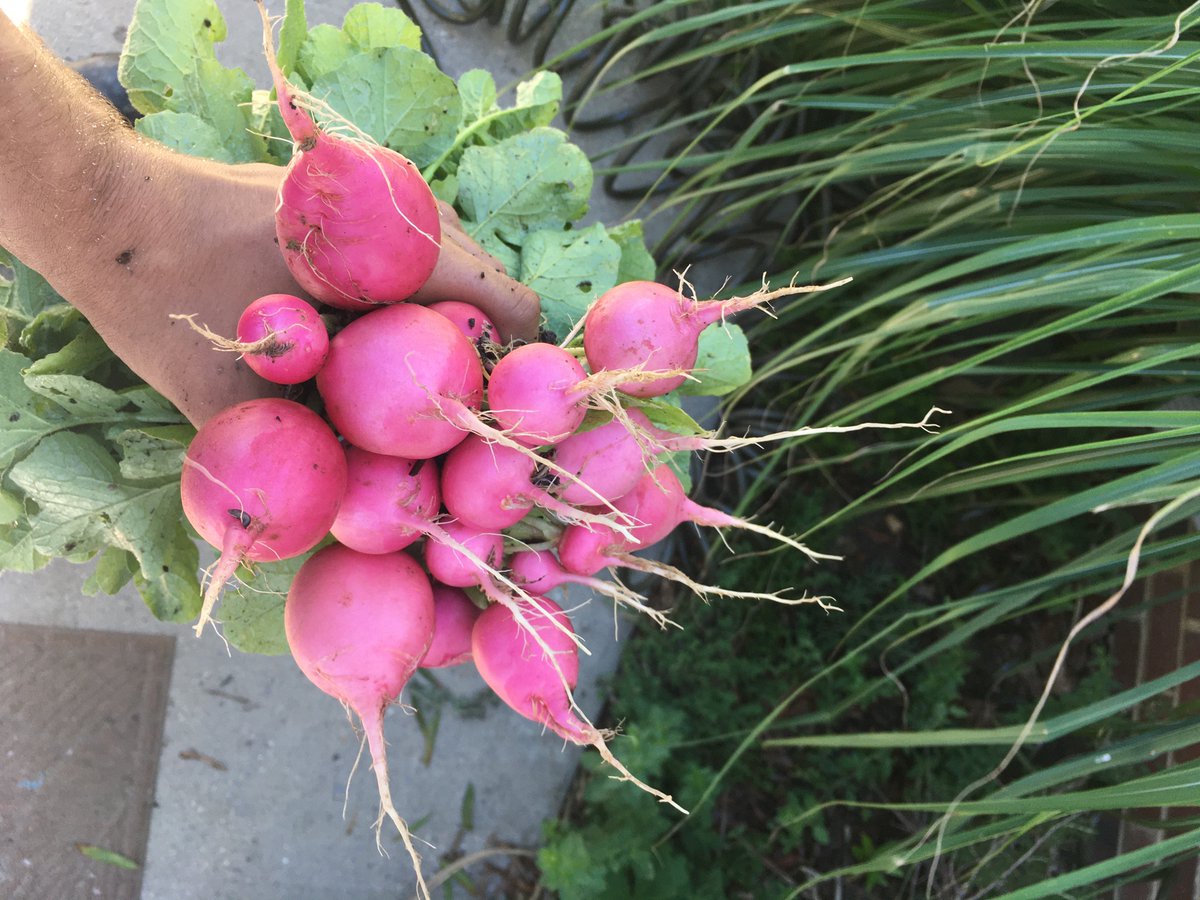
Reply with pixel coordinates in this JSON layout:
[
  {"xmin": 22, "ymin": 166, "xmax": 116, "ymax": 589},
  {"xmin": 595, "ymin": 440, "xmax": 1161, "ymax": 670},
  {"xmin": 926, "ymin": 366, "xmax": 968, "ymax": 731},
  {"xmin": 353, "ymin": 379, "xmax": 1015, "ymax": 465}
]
[
  {"xmin": 258, "ymin": 1, "xmax": 440, "ymax": 308},
  {"xmin": 427, "ymin": 301, "xmax": 496, "ymax": 344},
  {"xmin": 169, "ymin": 294, "xmax": 329, "ymax": 385},
  {"xmin": 485, "ymin": 342, "xmax": 589, "ymax": 446},
  {"xmin": 485, "ymin": 343, "xmax": 689, "ymax": 448},
  {"xmin": 236, "ymin": 294, "xmax": 329, "ymax": 383},
  {"xmin": 421, "ymin": 585, "xmax": 481, "ymax": 668},
  {"xmin": 285, "ymin": 544, "xmax": 434, "ymax": 896},
  {"xmin": 423, "ymin": 518, "xmax": 505, "ymax": 590},
  {"xmin": 510, "ymin": 549, "xmax": 674, "ymax": 629},
  {"xmin": 422, "ymin": 519, "xmax": 590, "ymax": 655},
  {"xmin": 331, "ymin": 447, "xmax": 441, "ymax": 554},
  {"xmin": 603, "ymin": 464, "xmax": 837, "ymax": 565},
  {"xmin": 556, "ymin": 518, "xmax": 627, "ymax": 578},
  {"xmin": 583, "ymin": 279, "xmax": 849, "ymax": 397},
  {"xmin": 440, "ymin": 435, "xmax": 624, "ymax": 533},
  {"xmin": 316, "ymin": 303, "xmax": 484, "ymax": 459},
  {"xmin": 472, "ymin": 596, "xmax": 685, "ymax": 812},
  {"xmin": 555, "ymin": 519, "xmax": 828, "ymax": 607},
  {"xmin": 552, "ymin": 410, "xmax": 653, "ymax": 505},
  {"xmin": 180, "ymin": 398, "xmax": 346, "ymax": 636}
]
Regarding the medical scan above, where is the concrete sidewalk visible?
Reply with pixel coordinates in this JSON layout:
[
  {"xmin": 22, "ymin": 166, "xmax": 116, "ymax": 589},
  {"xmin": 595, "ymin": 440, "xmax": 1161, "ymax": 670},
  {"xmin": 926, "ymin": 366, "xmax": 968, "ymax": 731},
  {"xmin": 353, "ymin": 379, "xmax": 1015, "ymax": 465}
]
[{"xmin": 1, "ymin": 1, "xmax": 647, "ymax": 897}]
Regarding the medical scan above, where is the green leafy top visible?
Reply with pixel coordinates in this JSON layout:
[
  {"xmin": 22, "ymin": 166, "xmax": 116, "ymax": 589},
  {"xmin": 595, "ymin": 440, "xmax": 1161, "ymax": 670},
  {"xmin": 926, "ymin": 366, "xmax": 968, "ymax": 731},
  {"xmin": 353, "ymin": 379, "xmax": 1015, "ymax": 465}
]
[{"xmin": 0, "ymin": 0, "xmax": 751, "ymax": 652}]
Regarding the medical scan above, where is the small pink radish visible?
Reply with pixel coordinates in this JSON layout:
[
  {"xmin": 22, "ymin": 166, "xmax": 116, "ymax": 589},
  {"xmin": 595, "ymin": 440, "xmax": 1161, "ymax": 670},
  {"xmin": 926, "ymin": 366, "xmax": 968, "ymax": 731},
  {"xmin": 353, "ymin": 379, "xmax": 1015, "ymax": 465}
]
[
  {"xmin": 331, "ymin": 447, "xmax": 440, "ymax": 554},
  {"xmin": 614, "ymin": 464, "xmax": 836, "ymax": 561},
  {"xmin": 423, "ymin": 518, "xmax": 504, "ymax": 591},
  {"xmin": 258, "ymin": 1, "xmax": 440, "ymax": 308},
  {"xmin": 556, "ymin": 518, "xmax": 627, "ymax": 578},
  {"xmin": 170, "ymin": 294, "xmax": 329, "ymax": 385},
  {"xmin": 485, "ymin": 342, "xmax": 589, "ymax": 446},
  {"xmin": 485, "ymin": 343, "xmax": 688, "ymax": 448},
  {"xmin": 552, "ymin": 411, "xmax": 652, "ymax": 505},
  {"xmin": 285, "ymin": 544, "xmax": 434, "ymax": 896},
  {"xmin": 422, "ymin": 519, "xmax": 587, "ymax": 657},
  {"xmin": 316, "ymin": 303, "xmax": 484, "ymax": 459},
  {"xmin": 427, "ymin": 301, "xmax": 496, "ymax": 344},
  {"xmin": 421, "ymin": 585, "xmax": 481, "ymax": 668},
  {"xmin": 583, "ymin": 278, "xmax": 848, "ymax": 397},
  {"xmin": 562, "ymin": 465, "xmax": 836, "ymax": 576},
  {"xmin": 440, "ymin": 435, "xmax": 624, "ymax": 534},
  {"xmin": 510, "ymin": 549, "xmax": 674, "ymax": 629},
  {"xmin": 555, "ymin": 520, "xmax": 822, "ymax": 607},
  {"xmin": 236, "ymin": 294, "xmax": 329, "ymax": 383},
  {"xmin": 472, "ymin": 596, "xmax": 685, "ymax": 812},
  {"xmin": 180, "ymin": 398, "xmax": 346, "ymax": 636}
]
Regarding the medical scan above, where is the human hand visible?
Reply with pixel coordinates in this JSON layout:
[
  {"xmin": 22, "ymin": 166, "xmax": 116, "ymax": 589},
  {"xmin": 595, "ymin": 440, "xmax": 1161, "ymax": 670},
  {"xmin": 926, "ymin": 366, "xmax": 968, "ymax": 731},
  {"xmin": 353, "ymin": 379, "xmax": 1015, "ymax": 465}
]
[
  {"xmin": 17, "ymin": 144, "xmax": 540, "ymax": 429},
  {"xmin": 0, "ymin": 12, "xmax": 540, "ymax": 428}
]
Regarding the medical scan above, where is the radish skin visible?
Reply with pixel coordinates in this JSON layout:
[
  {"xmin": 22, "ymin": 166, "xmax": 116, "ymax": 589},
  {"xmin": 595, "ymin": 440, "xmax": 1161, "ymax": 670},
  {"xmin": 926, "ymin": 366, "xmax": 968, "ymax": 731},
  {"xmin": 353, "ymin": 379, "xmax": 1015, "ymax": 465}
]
[
  {"xmin": 583, "ymin": 278, "xmax": 850, "ymax": 397},
  {"xmin": 331, "ymin": 447, "xmax": 441, "ymax": 554},
  {"xmin": 180, "ymin": 398, "xmax": 346, "ymax": 636},
  {"xmin": 258, "ymin": 1, "xmax": 440, "ymax": 308},
  {"xmin": 285, "ymin": 544, "xmax": 435, "ymax": 897},
  {"xmin": 421, "ymin": 585, "xmax": 482, "ymax": 668},
  {"xmin": 472, "ymin": 596, "xmax": 686, "ymax": 813},
  {"xmin": 317, "ymin": 303, "xmax": 484, "ymax": 459}
]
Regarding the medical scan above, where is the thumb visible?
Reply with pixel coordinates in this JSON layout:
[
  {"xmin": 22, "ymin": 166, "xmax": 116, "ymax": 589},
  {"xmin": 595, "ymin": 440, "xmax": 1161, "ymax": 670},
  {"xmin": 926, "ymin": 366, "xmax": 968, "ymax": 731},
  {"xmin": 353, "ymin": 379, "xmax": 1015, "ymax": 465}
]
[{"xmin": 411, "ymin": 239, "xmax": 541, "ymax": 342}]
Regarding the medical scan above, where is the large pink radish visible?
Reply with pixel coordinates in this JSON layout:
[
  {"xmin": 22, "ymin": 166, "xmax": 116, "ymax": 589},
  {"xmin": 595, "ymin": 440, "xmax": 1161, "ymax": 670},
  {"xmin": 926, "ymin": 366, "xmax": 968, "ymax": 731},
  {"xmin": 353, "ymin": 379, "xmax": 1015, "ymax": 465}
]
[
  {"xmin": 258, "ymin": 1, "xmax": 440, "ymax": 308},
  {"xmin": 316, "ymin": 303, "xmax": 484, "ymax": 459},
  {"xmin": 180, "ymin": 398, "xmax": 346, "ymax": 636},
  {"xmin": 285, "ymin": 544, "xmax": 435, "ymax": 897},
  {"xmin": 583, "ymin": 279, "xmax": 848, "ymax": 397},
  {"xmin": 472, "ymin": 596, "xmax": 684, "ymax": 812}
]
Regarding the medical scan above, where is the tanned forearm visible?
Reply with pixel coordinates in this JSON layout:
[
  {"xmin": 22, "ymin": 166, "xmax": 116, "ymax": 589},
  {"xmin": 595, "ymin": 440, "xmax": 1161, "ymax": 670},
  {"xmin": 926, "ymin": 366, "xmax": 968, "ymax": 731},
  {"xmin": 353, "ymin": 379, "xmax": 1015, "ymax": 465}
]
[
  {"xmin": 0, "ymin": 11, "xmax": 291, "ymax": 424},
  {"xmin": 0, "ymin": 12, "xmax": 146, "ymax": 286}
]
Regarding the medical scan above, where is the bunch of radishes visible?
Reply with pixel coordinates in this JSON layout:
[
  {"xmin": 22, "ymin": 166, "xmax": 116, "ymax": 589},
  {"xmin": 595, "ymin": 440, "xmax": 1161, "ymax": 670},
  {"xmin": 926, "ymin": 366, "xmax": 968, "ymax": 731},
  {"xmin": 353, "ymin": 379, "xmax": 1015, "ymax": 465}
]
[{"xmin": 175, "ymin": 4, "xmax": 942, "ymax": 895}]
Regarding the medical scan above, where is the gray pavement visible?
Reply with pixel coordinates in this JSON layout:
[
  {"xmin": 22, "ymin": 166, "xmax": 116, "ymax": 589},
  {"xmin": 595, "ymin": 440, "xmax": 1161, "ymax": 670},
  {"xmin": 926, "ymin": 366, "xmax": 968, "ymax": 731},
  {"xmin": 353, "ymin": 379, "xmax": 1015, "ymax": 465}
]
[{"xmin": 2, "ymin": 1, "xmax": 652, "ymax": 897}]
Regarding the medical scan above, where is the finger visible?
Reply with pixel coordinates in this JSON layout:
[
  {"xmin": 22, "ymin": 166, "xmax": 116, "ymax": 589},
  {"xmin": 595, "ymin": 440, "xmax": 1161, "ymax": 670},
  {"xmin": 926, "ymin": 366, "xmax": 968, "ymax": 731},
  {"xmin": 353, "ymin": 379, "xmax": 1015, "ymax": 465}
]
[
  {"xmin": 443, "ymin": 226, "xmax": 506, "ymax": 274},
  {"xmin": 413, "ymin": 239, "xmax": 540, "ymax": 342},
  {"xmin": 436, "ymin": 200, "xmax": 509, "ymax": 273},
  {"xmin": 437, "ymin": 199, "xmax": 463, "ymax": 230}
]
